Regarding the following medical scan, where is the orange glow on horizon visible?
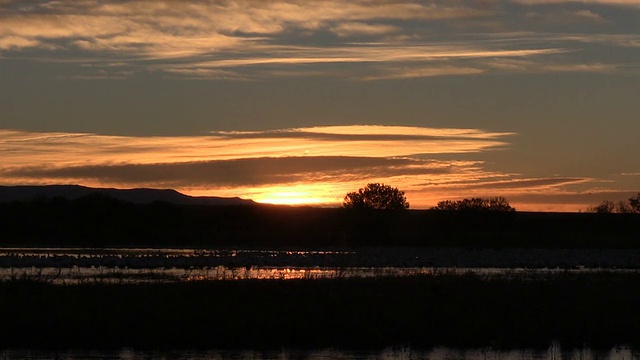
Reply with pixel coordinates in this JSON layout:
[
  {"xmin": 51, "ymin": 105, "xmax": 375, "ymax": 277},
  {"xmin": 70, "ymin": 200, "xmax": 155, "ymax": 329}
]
[
  {"xmin": 255, "ymin": 193, "xmax": 329, "ymax": 206},
  {"xmin": 212, "ymin": 184, "xmax": 346, "ymax": 206},
  {"xmin": 1, "ymin": 126, "xmax": 635, "ymax": 213}
]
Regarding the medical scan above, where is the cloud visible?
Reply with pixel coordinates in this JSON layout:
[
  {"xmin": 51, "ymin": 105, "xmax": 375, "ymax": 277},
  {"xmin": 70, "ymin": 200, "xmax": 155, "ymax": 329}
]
[
  {"xmin": 361, "ymin": 65, "xmax": 484, "ymax": 80},
  {"xmin": 162, "ymin": 68, "xmax": 247, "ymax": 81},
  {"xmin": 555, "ymin": 34, "xmax": 640, "ymax": 48},
  {"xmin": 331, "ymin": 22, "xmax": 401, "ymax": 37},
  {"xmin": 171, "ymin": 46, "xmax": 565, "ymax": 68},
  {"xmin": 484, "ymin": 59, "xmax": 618, "ymax": 73},
  {"xmin": 434, "ymin": 177, "xmax": 590, "ymax": 190},
  {"xmin": 1, "ymin": 126, "xmax": 632, "ymax": 211},
  {"xmin": 0, "ymin": 0, "xmax": 493, "ymax": 57},
  {"xmin": 153, "ymin": 45, "xmax": 566, "ymax": 80},
  {"xmin": 0, "ymin": 126, "xmax": 513, "ymax": 170},
  {"xmin": 1, "ymin": 156, "xmax": 462, "ymax": 187},
  {"xmin": 0, "ymin": 125, "xmax": 520, "ymax": 206},
  {"xmin": 0, "ymin": 0, "xmax": 595, "ymax": 80},
  {"xmin": 524, "ymin": 9, "xmax": 607, "ymax": 24},
  {"xmin": 0, "ymin": 35, "xmax": 40, "ymax": 50},
  {"xmin": 512, "ymin": 0, "xmax": 640, "ymax": 6},
  {"xmin": 216, "ymin": 125, "xmax": 514, "ymax": 140}
]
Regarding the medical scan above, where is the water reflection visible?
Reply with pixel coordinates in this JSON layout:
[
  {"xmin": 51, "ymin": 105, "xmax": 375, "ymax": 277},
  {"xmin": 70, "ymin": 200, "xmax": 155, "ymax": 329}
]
[
  {"xmin": 1, "ymin": 346, "xmax": 638, "ymax": 360},
  {"xmin": 2, "ymin": 265, "xmax": 639, "ymax": 284},
  {"xmin": 3, "ymin": 247, "xmax": 640, "ymax": 284},
  {"xmin": 3, "ymin": 247, "xmax": 640, "ymax": 269}
]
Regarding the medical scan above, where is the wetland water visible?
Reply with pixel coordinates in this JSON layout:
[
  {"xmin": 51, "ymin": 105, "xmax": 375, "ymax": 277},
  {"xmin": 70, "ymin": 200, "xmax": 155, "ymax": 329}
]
[
  {"xmin": 4, "ymin": 249, "xmax": 640, "ymax": 355},
  {"xmin": 2, "ymin": 247, "xmax": 640, "ymax": 283},
  {"xmin": 1, "ymin": 345, "xmax": 638, "ymax": 360}
]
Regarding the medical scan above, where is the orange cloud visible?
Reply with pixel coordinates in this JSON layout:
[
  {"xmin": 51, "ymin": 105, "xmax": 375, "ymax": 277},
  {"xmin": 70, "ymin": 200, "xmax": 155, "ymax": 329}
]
[
  {"xmin": 0, "ymin": 125, "xmax": 518, "ymax": 206},
  {"xmin": 3, "ymin": 125, "xmax": 631, "ymax": 211},
  {"xmin": 513, "ymin": 0, "xmax": 640, "ymax": 5},
  {"xmin": 0, "ymin": 126, "xmax": 512, "ymax": 169},
  {"xmin": 0, "ymin": 0, "xmax": 587, "ymax": 80}
]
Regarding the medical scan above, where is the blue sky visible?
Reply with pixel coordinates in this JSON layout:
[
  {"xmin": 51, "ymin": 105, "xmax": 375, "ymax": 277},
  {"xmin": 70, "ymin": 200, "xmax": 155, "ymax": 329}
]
[{"xmin": 1, "ymin": 0, "xmax": 639, "ymax": 210}]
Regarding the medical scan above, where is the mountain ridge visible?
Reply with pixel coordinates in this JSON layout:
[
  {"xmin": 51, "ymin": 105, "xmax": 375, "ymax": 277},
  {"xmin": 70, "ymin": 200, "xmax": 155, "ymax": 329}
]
[{"xmin": 0, "ymin": 185, "xmax": 255, "ymax": 206}]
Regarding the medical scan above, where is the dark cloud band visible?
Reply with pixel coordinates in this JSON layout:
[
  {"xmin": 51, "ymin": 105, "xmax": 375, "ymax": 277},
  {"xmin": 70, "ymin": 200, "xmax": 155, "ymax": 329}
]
[{"xmin": 1, "ymin": 156, "xmax": 457, "ymax": 187}]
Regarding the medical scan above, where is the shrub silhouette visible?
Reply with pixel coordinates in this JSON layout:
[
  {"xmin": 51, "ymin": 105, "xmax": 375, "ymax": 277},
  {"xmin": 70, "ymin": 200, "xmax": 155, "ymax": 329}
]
[
  {"xmin": 588, "ymin": 193, "xmax": 640, "ymax": 214},
  {"xmin": 343, "ymin": 183, "xmax": 409, "ymax": 210},
  {"xmin": 589, "ymin": 200, "xmax": 616, "ymax": 214},
  {"xmin": 628, "ymin": 193, "xmax": 640, "ymax": 213},
  {"xmin": 431, "ymin": 197, "xmax": 515, "ymax": 212}
]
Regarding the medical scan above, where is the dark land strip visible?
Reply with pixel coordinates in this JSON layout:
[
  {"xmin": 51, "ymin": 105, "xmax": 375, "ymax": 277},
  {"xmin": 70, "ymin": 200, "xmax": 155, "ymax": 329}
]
[
  {"xmin": 2, "ymin": 273, "xmax": 640, "ymax": 350},
  {"xmin": 0, "ymin": 197, "xmax": 639, "ymax": 248}
]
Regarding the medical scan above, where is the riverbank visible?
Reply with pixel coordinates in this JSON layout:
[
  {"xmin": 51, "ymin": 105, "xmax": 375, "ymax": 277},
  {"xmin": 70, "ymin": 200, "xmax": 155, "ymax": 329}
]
[{"xmin": 2, "ymin": 272, "xmax": 640, "ymax": 350}]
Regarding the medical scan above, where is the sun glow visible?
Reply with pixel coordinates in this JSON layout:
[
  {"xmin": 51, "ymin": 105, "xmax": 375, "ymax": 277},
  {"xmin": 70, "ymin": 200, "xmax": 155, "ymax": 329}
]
[
  {"xmin": 250, "ymin": 184, "xmax": 344, "ymax": 206},
  {"xmin": 256, "ymin": 191, "xmax": 327, "ymax": 205},
  {"xmin": 1, "ymin": 126, "xmax": 616, "ymax": 211}
]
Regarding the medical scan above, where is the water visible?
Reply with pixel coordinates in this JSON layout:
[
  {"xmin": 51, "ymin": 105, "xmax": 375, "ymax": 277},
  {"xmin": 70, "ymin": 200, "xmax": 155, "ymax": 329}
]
[
  {"xmin": 2, "ymin": 247, "xmax": 640, "ymax": 284},
  {"xmin": 4, "ymin": 250, "xmax": 639, "ymax": 357},
  {"xmin": 1, "ymin": 346, "xmax": 638, "ymax": 360}
]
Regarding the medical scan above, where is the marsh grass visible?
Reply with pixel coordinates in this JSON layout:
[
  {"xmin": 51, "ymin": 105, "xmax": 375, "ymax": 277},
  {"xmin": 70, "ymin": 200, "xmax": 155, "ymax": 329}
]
[{"xmin": 2, "ymin": 272, "xmax": 640, "ymax": 351}]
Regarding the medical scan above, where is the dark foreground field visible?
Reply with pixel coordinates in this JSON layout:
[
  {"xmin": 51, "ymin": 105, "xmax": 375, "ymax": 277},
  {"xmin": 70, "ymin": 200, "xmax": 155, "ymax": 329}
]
[{"xmin": 2, "ymin": 273, "xmax": 640, "ymax": 351}]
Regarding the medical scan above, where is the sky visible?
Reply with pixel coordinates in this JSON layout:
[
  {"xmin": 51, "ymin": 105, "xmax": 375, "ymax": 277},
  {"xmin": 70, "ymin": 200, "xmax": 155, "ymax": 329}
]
[{"xmin": 0, "ymin": 0, "xmax": 639, "ymax": 211}]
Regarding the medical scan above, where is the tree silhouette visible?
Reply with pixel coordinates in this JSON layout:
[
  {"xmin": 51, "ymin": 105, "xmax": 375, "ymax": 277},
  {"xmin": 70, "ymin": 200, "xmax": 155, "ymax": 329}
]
[
  {"xmin": 629, "ymin": 193, "xmax": 640, "ymax": 213},
  {"xmin": 343, "ymin": 183, "xmax": 409, "ymax": 210},
  {"xmin": 431, "ymin": 197, "xmax": 516, "ymax": 212},
  {"xmin": 588, "ymin": 194, "xmax": 640, "ymax": 214},
  {"xmin": 589, "ymin": 200, "xmax": 616, "ymax": 214}
]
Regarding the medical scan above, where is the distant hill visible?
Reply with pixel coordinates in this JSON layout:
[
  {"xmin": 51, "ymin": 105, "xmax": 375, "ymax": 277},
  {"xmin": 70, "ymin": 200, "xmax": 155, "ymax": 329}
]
[{"xmin": 0, "ymin": 185, "xmax": 255, "ymax": 206}]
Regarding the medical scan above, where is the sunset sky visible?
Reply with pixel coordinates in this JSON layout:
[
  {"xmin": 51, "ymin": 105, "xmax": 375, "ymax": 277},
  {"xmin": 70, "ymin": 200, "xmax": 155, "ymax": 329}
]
[{"xmin": 1, "ymin": 0, "xmax": 639, "ymax": 211}]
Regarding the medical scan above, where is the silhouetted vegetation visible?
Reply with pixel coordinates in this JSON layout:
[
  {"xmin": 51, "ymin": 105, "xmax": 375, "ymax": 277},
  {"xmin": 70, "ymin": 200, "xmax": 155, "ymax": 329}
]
[
  {"xmin": 588, "ymin": 193, "xmax": 640, "ymax": 214},
  {"xmin": 589, "ymin": 200, "xmax": 616, "ymax": 214},
  {"xmin": 343, "ymin": 183, "xmax": 409, "ymax": 210},
  {"xmin": 631, "ymin": 193, "xmax": 640, "ymax": 212},
  {"xmin": 431, "ymin": 197, "xmax": 516, "ymax": 212},
  {"xmin": 2, "ymin": 273, "xmax": 640, "ymax": 350},
  {"xmin": 0, "ymin": 194, "xmax": 639, "ymax": 248}
]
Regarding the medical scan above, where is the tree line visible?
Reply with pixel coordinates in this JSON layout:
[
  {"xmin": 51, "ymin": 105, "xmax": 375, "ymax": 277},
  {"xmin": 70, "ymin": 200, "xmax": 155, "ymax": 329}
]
[
  {"xmin": 343, "ymin": 183, "xmax": 515, "ymax": 211},
  {"xmin": 588, "ymin": 193, "xmax": 640, "ymax": 214},
  {"xmin": 1, "ymin": 191, "xmax": 639, "ymax": 248}
]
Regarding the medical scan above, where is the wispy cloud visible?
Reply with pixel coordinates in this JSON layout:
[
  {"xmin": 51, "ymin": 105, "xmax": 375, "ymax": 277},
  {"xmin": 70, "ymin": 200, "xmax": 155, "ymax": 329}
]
[
  {"xmin": 0, "ymin": 125, "xmax": 517, "ymax": 205},
  {"xmin": 1, "ymin": 126, "xmax": 633, "ymax": 210},
  {"xmin": 0, "ymin": 125, "xmax": 512, "ymax": 169},
  {"xmin": 0, "ymin": 0, "xmax": 492, "ymax": 55},
  {"xmin": 433, "ymin": 177, "xmax": 590, "ymax": 190},
  {"xmin": 160, "ymin": 45, "xmax": 565, "ymax": 67},
  {"xmin": 484, "ymin": 59, "xmax": 618, "ymax": 73},
  {"xmin": 513, "ymin": 0, "xmax": 640, "ymax": 6},
  {"xmin": 154, "ymin": 44, "xmax": 565, "ymax": 80},
  {"xmin": 524, "ymin": 9, "xmax": 608, "ymax": 24},
  {"xmin": 0, "ymin": 35, "xmax": 40, "ymax": 50},
  {"xmin": 555, "ymin": 34, "xmax": 640, "ymax": 48},
  {"xmin": 331, "ymin": 23, "xmax": 402, "ymax": 37},
  {"xmin": 1, "ymin": 157, "xmax": 463, "ymax": 187},
  {"xmin": 3, "ymin": 0, "xmax": 626, "ymax": 79}
]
